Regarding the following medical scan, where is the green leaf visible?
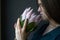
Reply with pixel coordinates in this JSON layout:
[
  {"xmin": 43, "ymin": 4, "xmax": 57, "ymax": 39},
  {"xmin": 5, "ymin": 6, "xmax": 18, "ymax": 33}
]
[
  {"xmin": 26, "ymin": 22, "xmax": 36, "ymax": 32},
  {"xmin": 20, "ymin": 16, "xmax": 24, "ymax": 27}
]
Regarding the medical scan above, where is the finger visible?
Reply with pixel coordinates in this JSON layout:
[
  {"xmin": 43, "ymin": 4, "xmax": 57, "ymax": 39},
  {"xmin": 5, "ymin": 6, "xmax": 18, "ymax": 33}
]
[
  {"xmin": 16, "ymin": 18, "xmax": 21, "ymax": 29},
  {"xmin": 22, "ymin": 19, "xmax": 28, "ymax": 31}
]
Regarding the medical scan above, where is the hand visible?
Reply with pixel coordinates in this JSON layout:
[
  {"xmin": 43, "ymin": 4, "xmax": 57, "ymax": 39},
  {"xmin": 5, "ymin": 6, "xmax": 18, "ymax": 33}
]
[
  {"xmin": 14, "ymin": 7, "xmax": 41, "ymax": 40},
  {"xmin": 14, "ymin": 18, "xmax": 28, "ymax": 40}
]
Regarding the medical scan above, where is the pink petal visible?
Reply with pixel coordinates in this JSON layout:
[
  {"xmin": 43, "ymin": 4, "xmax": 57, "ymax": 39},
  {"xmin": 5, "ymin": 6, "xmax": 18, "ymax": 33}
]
[
  {"xmin": 21, "ymin": 7, "xmax": 31, "ymax": 21},
  {"xmin": 29, "ymin": 13, "xmax": 36, "ymax": 23},
  {"xmin": 26, "ymin": 9, "xmax": 33, "ymax": 19}
]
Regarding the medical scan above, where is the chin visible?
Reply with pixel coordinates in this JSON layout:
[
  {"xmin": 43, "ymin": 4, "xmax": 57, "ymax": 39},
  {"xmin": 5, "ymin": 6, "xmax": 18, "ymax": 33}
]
[{"xmin": 41, "ymin": 16, "xmax": 47, "ymax": 20}]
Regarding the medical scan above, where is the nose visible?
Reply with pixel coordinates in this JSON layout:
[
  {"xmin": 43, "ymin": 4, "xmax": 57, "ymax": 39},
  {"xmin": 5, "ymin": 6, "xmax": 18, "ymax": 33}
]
[{"xmin": 38, "ymin": 7, "xmax": 42, "ymax": 12}]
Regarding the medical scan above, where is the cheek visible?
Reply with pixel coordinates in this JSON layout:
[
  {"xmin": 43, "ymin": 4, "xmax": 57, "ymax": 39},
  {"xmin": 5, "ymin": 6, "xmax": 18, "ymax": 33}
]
[
  {"xmin": 41, "ymin": 7, "xmax": 46, "ymax": 14},
  {"xmin": 38, "ymin": 6, "xmax": 47, "ymax": 17},
  {"xmin": 41, "ymin": 7, "xmax": 47, "ymax": 18}
]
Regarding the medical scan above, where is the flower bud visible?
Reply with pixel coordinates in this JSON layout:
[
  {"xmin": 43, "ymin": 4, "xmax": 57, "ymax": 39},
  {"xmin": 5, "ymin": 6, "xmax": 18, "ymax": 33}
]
[
  {"xmin": 26, "ymin": 9, "xmax": 33, "ymax": 19},
  {"xmin": 29, "ymin": 13, "xmax": 36, "ymax": 23},
  {"xmin": 21, "ymin": 7, "xmax": 31, "ymax": 21}
]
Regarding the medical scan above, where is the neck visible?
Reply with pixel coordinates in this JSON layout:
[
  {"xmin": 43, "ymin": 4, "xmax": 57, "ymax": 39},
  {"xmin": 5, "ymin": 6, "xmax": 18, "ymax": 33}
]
[
  {"xmin": 42, "ymin": 18, "xmax": 60, "ymax": 35},
  {"xmin": 48, "ymin": 19, "xmax": 60, "ymax": 27}
]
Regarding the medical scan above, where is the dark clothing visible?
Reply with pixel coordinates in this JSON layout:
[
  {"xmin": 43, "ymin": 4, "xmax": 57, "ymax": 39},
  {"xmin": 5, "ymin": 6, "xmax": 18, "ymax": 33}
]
[{"xmin": 27, "ymin": 20, "xmax": 60, "ymax": 40}]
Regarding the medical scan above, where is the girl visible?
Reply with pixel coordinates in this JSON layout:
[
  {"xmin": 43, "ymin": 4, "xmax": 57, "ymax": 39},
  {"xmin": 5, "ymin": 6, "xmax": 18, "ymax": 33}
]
[{"xmin": 14, "ymin": 0, "xmax": 60, "ymax": 40}]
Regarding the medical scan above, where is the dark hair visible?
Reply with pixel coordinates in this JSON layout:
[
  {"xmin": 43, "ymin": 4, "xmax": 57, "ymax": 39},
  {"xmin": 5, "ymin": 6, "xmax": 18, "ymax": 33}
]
[{"xmin": 41, "ymin": 0, "xmax": 60, "ymax": 24}]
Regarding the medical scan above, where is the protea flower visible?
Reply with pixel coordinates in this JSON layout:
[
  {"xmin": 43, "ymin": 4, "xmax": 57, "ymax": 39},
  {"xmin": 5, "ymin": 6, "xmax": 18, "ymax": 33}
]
[{"xmin": 20, "ymin": 7, "xmax": 41, "ymax": 32}]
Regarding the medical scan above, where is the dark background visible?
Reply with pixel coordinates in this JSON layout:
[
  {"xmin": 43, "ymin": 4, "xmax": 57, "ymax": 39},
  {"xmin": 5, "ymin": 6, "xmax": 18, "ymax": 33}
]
[
  {"xmin": 1, "ymin": 0, "xmax": 38, "ymax": 40},
  {"xmin": 0, "ymin": 0, "xmax": 1, "ymax": 40}
]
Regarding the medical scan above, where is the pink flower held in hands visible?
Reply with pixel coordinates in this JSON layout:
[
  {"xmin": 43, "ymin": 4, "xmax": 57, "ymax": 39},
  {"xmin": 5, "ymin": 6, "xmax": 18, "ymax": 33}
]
[
  {"xmin": 21, "ymin": 7, "xmax": 31, "ymax": 21},
  {"xmin": 26, "ymin": 9, "xmax": 33, "ymax": 19},
  {"xmin": 29, "ymin": 13, "xmax": 36, "ymax": 23}
]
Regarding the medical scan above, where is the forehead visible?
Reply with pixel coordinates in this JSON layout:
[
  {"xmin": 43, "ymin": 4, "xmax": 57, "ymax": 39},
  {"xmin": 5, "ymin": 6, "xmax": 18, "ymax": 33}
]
[{"xmin": 38, "ymin": 0, "xmax": 41, "ymax": 4}]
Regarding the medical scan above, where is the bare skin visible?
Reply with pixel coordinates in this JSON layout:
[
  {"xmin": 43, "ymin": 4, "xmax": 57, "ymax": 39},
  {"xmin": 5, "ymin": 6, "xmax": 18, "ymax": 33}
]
[
  {"xmin": 38, "ymin": 0, "xmax": 60, "ymax": 35},
  {"xmin": 14, "ymin": 18, "xmax": 28, "ymax": 40}
]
